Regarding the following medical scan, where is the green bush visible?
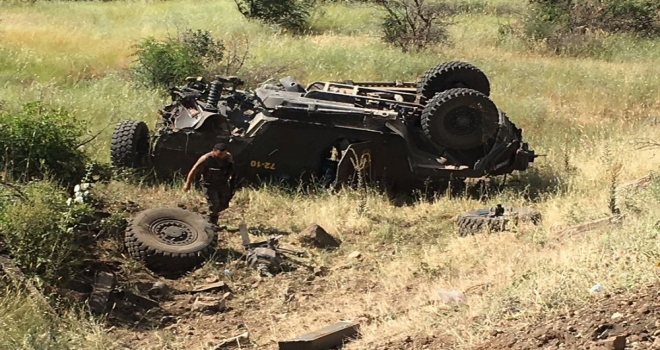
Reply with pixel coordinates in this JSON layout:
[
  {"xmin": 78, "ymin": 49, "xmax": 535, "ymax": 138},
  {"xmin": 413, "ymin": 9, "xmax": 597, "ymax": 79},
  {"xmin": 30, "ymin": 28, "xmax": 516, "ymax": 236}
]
[
  {"xmin": 234, "ymin": 0, "xmax": 314, "ymax": 34},
  {"xmin": 374, "ymin": 0, "xmax": 455, "ymax": 52},
  {"xmin": 598, "ymin": 0, "xmax": 660, "ymax": 36},
  {"xmin": 0, "ymin": 101, "xmax": 88, "ymax": 185},
  {"xmin": 130, "ymin": 28, "xmax": 225, "ymax": 90},
  {"xmin": 0, "ymin": 181, "xmax": 96, "ymax": 286},
  {"xmin": 518, "ymin": 0, "xmax": 660, "ymax": 55}
]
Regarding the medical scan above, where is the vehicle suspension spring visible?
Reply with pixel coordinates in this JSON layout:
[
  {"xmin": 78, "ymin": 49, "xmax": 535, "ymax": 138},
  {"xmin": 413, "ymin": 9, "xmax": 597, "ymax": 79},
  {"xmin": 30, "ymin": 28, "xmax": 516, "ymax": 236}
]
[{"xmin": 207, "ymin": 80, "xmax": 222, "ymax": 107}]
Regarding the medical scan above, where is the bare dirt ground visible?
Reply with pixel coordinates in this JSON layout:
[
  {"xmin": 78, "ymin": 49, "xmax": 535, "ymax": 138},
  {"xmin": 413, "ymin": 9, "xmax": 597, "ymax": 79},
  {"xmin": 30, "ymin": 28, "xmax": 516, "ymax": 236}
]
[
  {"xmin": 100, "ymin": 261, "xmax": 660, "ymax": 350},
  {"xmin": 81, "ymin": 191, "xmax": 461, "ymax": 350},
  {"xmin": 473, "ymin": 282, "xmax": 660, "ymax": 350},
  {"xmin": 60, "ymin": 175, "xmax": 660, "ymax": 350}
]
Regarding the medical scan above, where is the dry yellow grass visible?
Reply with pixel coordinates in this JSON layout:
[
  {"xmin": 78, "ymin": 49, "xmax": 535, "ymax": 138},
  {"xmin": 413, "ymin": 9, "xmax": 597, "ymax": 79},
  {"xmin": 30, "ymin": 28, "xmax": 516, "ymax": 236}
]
[
  {"xmin": 90, "ymin": 130, "xmax": 660, "ymax": 349},
  {"xmin": 1, "ymin": 0, "xmax": 660, "ymax": 348}
]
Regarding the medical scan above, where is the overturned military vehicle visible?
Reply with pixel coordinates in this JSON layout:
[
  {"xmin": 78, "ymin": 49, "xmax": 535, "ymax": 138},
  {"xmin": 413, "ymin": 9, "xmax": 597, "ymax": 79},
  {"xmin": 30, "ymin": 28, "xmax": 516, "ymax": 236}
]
[{"xmin": 110, "ymin": 61, "xmax": 536, "ymax": 192}]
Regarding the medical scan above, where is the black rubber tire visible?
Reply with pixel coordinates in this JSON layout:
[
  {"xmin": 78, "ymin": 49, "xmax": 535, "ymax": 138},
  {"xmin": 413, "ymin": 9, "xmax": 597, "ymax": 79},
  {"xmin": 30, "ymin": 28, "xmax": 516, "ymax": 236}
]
[
  {"xmin": 456, "ymin": 206, "xmax": 542, "ymax": 236},
  {"xmin": 417, "ymin": 61, "xmax": 490, "ymax": 101},
  {"xmin": 124, "ymin": 207, "xmax": 218, "ymax": 273},
  {"xmin": 110, "ymin": 120, "xmax": 150, "ymax": 168},
  {"xmin": 421, "ymin": 88, "xmax": 500, "ymax": 150}
]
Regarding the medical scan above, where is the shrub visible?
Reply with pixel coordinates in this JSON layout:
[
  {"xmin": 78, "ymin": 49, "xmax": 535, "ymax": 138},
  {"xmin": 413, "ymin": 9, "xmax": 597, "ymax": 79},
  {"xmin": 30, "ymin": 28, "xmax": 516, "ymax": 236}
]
[
  {"xmin": 373, "ymin": 0, "xmax": 455, "ymax": 52},
  {"xmin": 518, "ymin": 0, "xmax": 660, "ymax": 55},
  {"xmin": 233, "ymin": 0, "xmax": 314, "ymax": 34},
  {"xmin": 0, "ymin": 101, "xmax": 88, "ymax": 186},
  {"xmin": 130, "ymin": 29, "xmax": 226, "ymax": 90},
  {"xmin": 0, "ymin": 181, "xmax": 96, "ymax": 286},
  {"xmin": 597, "ymin": 0, "xmax": 660, "ymax": 36}
]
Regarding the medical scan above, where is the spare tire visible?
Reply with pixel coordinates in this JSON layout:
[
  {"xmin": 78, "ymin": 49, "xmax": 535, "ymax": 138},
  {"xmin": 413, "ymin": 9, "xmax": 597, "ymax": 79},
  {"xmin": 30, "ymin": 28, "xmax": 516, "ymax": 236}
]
[
  {"xmin": 110, "ymin": 120, "xmax": 150, "ymax": 168},
  {"xmin": 421, "ymin": 88, "xmax": 499, "ymax": 150},
  {"xmin": 456, "ymin": 205, "xmax": 541, "ymax": 236},
  {"xmin": 417, "ymin": 61, "xmax": 490, "ymax": 101},
  {"xmin": 124, "ymin": 207, "xmax": 218, "ymax": 273}
]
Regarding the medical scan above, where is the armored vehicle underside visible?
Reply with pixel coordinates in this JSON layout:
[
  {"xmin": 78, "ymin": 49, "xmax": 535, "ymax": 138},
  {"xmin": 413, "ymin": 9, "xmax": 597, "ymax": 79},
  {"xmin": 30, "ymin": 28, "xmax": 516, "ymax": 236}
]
[{"xmin": 110, "ymin": 61, "xmax": 536, "ymax": 192}]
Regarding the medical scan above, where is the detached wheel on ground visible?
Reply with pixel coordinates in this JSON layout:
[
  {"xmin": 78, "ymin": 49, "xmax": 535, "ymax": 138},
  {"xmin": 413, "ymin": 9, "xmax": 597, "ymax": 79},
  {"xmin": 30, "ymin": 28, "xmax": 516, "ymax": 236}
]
[
  {"xmin": 421, "ymin": 87, "xmax": 500, "ymax": 150},
  {"xmin": 456, "ymin": 204, "xmax": 542, "ymax": 236},
  {"xmin": 111, "ymin": 120, "xmax": 150, "ymax": 168},
  {"xmin": 417, "ymin": 61, "xmax": 491, "ymax": 101},
  {"xmin": 124, "ymin": 207, "xmax": 218, "ymax": 274}
]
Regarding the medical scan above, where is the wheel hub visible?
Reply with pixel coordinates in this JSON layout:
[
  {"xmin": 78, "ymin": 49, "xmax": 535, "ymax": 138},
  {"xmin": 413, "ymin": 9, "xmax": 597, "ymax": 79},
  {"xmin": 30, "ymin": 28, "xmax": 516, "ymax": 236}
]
[
  {"xmin": 445, "ymin": 106, "xmax": 481, "ymax": 135},
  {"xmin": 152, "ymin": 220, "xmax": 197, "ymax": 245},
  {"xmin": 489, "ymin": 204, "xmax": 505, "ymax": 217}
]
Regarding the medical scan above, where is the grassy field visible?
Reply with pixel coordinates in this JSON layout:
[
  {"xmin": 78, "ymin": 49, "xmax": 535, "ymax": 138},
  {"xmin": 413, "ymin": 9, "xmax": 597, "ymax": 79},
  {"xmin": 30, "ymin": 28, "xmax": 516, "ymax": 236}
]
[{"xmin": 2, "ymin": 0, "xmax": 660, "ymax": 349}]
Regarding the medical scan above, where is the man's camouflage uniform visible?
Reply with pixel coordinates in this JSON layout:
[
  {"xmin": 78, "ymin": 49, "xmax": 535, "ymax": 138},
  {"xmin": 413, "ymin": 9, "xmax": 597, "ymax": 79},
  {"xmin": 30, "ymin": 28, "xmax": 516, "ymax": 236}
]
[{"xmin": 198, "ymin": 152, "xmax": 234, "ymax": 225}]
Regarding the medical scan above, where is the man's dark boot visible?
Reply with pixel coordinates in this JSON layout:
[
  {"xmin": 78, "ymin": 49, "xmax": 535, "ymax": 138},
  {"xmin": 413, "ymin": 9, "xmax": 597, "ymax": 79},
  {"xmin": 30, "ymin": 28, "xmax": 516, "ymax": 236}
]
[{"xmin": 209, "ymin": 214, "xmax": 219, "ymax": 226}]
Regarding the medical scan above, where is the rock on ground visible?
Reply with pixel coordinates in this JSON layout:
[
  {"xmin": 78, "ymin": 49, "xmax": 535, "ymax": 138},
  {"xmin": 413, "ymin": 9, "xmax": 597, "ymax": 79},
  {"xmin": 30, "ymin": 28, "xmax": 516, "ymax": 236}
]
[{"xmin": 298, "ymin": 223, "xmax": 341, "ymax": 249}]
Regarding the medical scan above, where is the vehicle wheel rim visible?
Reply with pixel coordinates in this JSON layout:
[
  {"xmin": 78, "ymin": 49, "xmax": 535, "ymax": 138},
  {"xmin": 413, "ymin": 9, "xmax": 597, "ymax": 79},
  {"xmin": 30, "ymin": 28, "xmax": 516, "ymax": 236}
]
[
  {"xmin": 444, "ymin": 106, "xmax": 481, "ymax": 135},
  {"xmin": 151, "ymin": 219, "xmax": 198, "ymax": 245}
]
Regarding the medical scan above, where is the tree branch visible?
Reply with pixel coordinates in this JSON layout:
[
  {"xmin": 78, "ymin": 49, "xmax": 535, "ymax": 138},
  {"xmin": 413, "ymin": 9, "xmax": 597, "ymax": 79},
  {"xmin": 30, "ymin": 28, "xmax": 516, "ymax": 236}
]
[
  {"xmin": 0, "ymin": 180, "xmax": 30, "ymax": 203},
  {"xmin": 75, "ymin": 122, "xmax": 113, "ymax": 149}
]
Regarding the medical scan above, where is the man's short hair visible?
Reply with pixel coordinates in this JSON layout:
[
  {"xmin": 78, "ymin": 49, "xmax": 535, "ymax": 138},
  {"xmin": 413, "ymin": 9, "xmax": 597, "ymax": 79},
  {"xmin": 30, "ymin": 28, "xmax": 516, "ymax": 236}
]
[{"xmin": 213, "ymin": 143, "xmax": 227, "ymax": 151}]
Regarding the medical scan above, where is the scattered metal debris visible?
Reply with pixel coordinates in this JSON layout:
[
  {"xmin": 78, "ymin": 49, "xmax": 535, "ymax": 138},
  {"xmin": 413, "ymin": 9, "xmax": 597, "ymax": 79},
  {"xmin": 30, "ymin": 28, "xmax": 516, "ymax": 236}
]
[
  {"xmin": 456, "ymin": 204, "xmax": 542, "ymax": 236},
  {"xmin": 88, "ymin": 271, "xmax": 160, "ymax": 315},
  {"xmin": 147, "ymin": 281, "xmax": 171, "ymax": 299},
  {"xmin": 246, "ymin": 247, "xmax": 287, "ymax": 278},
  {"xmin": 192, "ymin": 295, "xmax": 226, "ymax": 315},
  {"xmin": 115, "ymin": 289, "xmax": 160, "ymax": 311},
  {"xmin": 89, "ymin": 271, "xmax": 117, "ymax": 314},
  {"xmin": 240, "ymin": 229, "xmax": 305, "ymax": 277},
  {"xmin": 278, "ymin": 320, "xmax": 360, "ymax": 350},
  {"xmin": 243, "ymin": 233, "xmax": 304, "ymax": 257},
  {"xmin": 211, "ymin": 331, "xmax": 250, "ymax": 349},
  {"xmin": 552, "ymin": 215, "xmax": 624, "ymax": 245},
  {"xmin": 189, "ymin": 281, "xmax": 229, "ymax": 294}
]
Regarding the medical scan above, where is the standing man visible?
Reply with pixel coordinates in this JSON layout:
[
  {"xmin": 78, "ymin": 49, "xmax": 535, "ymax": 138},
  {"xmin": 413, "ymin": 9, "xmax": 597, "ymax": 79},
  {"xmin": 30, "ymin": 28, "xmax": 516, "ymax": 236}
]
[{"xmin": 183, "ymin": 143, "xmax": 235, "ymax": 226}]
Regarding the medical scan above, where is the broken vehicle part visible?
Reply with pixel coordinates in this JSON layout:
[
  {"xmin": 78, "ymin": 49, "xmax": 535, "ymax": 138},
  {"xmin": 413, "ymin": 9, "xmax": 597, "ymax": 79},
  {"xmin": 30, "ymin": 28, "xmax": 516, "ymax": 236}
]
[
  {"xmin": 88, "ymin": 271, "xmax": 160, "ymax": 316},
  {"xmin": 188, "ymin": 281, "xmax": 230, "ymax": 294},
  {"xmin": 124, "ymin": 207, "xmax": 218, "ymax": 274},
  {"xmin": 456, "ymin": 204, "xmax": 542, "ymax": 236},
  {"xmin": 89, "ymin": 271, "xmax": 117, "ymax": 314},
  {"xmin": 243, "ymin": 234, "xmax": 305, "ymax": 257},
  {"xmin": 110, "ymin": 60, "xmax": 536, "ymax": 193},
  {"xmin": 278, "ymin": 320, "xmax": 360, "ymax": 350},
  {"xmin": 212, "ymin": 331, "xmax": 250, "ymax": 349},
  {"xmin": 552, "ymin": 215, "xmax": 623, "ymax": 246},
  {"xmin": 246, "ymin": 247, "xmax": 285, "ymax": 277},
  {"xmin": 244, "ymin": 235, "xmax": 302, "ymax": 277}
]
